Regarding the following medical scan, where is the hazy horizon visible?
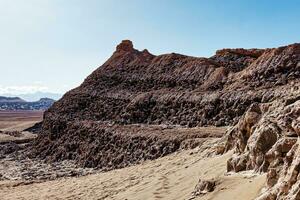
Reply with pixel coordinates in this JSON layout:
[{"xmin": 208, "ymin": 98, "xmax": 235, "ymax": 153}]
[
  {"xmin": 1, "ymin": 0, "xmax": 300, "ymax": 96},
  {"xmin": 0, "ymin": 91, "xmax": 62, "ymax": 101}
]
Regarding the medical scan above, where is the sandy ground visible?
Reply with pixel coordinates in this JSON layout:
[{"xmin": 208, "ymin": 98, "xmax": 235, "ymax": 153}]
[
  {"xmin": 0, "ymin": 110, "xmax": 43, "ymax": 144},
  {"xmin": 0, "ymin": 110, "xmax": 43, "ymax": 131},
  {"xmin": 0, "ymin": 139, "xmax": 265, "ymax": 200}
]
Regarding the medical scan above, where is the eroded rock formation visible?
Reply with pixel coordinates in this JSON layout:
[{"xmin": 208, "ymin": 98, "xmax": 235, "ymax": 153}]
[
  {"xmin": 225, "ymin": 92, "xmax": 300, "ymax": 199},
  {"xmin": 42, "ymin": 41, "xmax": 299, "ymax": 129},
  {"xmin": 33, "ymin": 40, "xmax": 300, "ymax": 177}
]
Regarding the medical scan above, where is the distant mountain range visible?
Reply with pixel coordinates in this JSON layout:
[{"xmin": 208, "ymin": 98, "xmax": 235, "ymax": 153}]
[
  {"xmin": 0, "ymin": 96, "xmax": 55, "ymax": 111},
  {"xmin": 0, "ymin": 96, "xmax": 26, "ymax": 103},
  {"xmin": 1, "ymin": 92, "xmax": 62, "ymax": 102}
]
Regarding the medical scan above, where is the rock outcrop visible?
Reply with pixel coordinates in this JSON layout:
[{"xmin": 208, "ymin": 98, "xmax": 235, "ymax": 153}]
[
  {"xmin": 190, "ymin": 179, "xmax": 217, "ymax": 199},
  {"xmin": 33, "ymin": 40, "xmax": 300, "ymax": 175},
  {"xmin": 225, "ymin": 91, "xmax": 300, "ymax": 199}
]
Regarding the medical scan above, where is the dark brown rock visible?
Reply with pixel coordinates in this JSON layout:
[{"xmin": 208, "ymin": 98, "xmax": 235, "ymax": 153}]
[
  {"xmin": 33, "ymin": 122, "xmax": 225, "ymax": 169},
  {"xmin": 116, "ymin": 40, "xmax": 134, "ymax": 52},
  {"xmin": 32, "ymin": 41, "xmax": 300, "ymax": 175}
]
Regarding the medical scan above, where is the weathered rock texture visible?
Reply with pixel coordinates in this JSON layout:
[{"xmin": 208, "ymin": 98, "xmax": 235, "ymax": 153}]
[
  {"xmin": 34, "ymin": 40, "xmax": 300, "ymax": 174},
  {"xmin": 34, "ymin": 123, "xmax": 224, "ymax": 169},
  {"xmin": 225, "ymin": 91, "xmax": 300, "ymax": 199},
  {"xmin": 42, "ymin": 41, "xmax": 300, "ymax": 128},
  {"xmin": 190, "ymin": 179, "xmax": 217, "ymax": 199}
]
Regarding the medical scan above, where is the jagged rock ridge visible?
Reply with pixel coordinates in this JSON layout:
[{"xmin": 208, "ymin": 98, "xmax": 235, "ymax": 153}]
[
  {"xmin": 34, "ymin": 40, "xmax": 299, "ymax": 173},
  {"xmin": 43, "ymin": 41, "xmax": 299, "ymax": 127}
]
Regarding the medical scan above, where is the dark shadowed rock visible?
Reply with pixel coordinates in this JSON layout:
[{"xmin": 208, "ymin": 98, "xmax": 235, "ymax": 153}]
[{"xmin": 24, "ymin": 122, "xmax": 43, "ymax": 134}]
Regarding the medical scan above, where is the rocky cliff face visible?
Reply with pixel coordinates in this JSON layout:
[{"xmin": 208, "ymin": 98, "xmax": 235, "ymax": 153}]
[
  {"xmin": 34, "ymin": 40, "xmax": 299, "ymax": 173},
  {"xmin": 224, "ymin": 89, "xmax": 300, "ymax": 199}
]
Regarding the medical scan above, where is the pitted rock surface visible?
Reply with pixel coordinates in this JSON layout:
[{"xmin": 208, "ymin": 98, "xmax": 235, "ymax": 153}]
[
  {"xmin": 225, "ymin": 93, "xmax": 300, "ymax": 200},
  {"xmin": 33, "ymin": 41, "xmax": 300, "ymax": 178}
]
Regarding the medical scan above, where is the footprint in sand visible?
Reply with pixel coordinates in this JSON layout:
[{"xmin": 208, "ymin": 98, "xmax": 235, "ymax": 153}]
[{"xmin": 153, "ymin": 175, "xmax": 171, "ymax": 199}]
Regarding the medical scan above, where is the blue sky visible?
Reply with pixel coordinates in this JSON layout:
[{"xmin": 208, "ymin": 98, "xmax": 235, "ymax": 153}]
[{"xmin": 1, "ymin": 0, "xmax": 300, "ymax": 95}]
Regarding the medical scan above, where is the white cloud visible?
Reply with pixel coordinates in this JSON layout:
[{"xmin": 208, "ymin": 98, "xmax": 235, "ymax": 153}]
[{"xmin": 0, "ymin": 84, "xmax": 49, "ymax": 95}]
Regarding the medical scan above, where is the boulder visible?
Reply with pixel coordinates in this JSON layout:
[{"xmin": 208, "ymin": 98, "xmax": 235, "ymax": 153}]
[{"xmin": 190, "ymin": 179, "xmax": 216, "ymax": 197}]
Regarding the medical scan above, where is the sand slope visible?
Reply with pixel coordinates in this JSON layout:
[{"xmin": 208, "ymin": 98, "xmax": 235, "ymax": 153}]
[{"xmin": 0, "ymin": 139, "xmax": 265, "ymax": 200}]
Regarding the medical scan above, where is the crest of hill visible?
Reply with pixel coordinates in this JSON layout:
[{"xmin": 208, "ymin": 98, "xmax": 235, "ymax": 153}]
[{"xmin": 45, "ymin": 40, "xmax": 300, "ymax": 127}]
